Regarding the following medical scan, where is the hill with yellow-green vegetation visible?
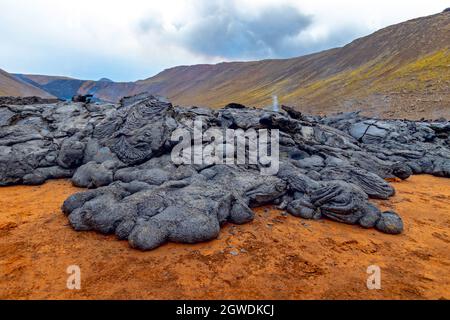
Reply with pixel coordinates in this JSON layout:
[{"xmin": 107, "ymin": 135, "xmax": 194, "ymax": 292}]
[{"xmin": 135, "ymin": 11, "xmax": 449, "ymax": 119}]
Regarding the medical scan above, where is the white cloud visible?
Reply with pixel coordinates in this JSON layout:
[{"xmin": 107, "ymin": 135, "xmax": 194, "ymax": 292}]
[{"xmin": 0, "ymin": 0, "xmax": 447, "ymax": 81}]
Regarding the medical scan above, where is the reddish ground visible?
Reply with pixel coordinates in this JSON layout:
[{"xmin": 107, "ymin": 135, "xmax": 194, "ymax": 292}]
[{"xmin": 0, "ymin": 175, "xmax": 449, "ymax": 300}]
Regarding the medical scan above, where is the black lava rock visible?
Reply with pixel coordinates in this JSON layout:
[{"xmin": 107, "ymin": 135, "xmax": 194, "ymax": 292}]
[{"xmin": 1, "ymin": 94, "xmax": 448, "ymax": 250}]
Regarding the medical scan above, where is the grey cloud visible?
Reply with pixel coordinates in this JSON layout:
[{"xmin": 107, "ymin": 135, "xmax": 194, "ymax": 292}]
[
  {"xmin": 140, "ymin": 2, "xmax": 314, "ymax": 59},
  {"xmin": 182, "ymin": 3, "xmax": 312, "ymax": 59},
  {"xmin": 137, "ymin": 1, "xmax": 371, "ymax": 60}
]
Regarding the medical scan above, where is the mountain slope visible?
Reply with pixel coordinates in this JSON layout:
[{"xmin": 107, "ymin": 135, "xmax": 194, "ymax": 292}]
[
  {"xmin": 136, "ymin": 11, "xmax": 449, "ymax": 118},
  {"xmin": 0, "ymin": 69, "xmax": 55, "ymax": 98},
  {"xmin": 13, "ymin": 11, "xmax": 450, "ymax": 119}
]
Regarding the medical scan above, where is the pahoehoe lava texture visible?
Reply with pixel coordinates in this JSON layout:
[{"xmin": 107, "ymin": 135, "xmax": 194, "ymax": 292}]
[{"xmin": 1, "ymin": 95, "xmax": 449, "ymax": 250}]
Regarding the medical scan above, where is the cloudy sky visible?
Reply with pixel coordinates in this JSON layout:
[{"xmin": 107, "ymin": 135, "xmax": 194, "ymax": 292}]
[{"xmin": 0, "ymin": 0, "xmax": 447, "ymax": 81}]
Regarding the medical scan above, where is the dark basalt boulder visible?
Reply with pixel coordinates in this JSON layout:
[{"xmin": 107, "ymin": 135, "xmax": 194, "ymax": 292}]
[
  {"xmin": 72, "ymin": 162, "xmax": 114, "ymax": 188},
  {"xmin": 287, "ymin": 195, "xmax": 321, "ymax": 220},
  {"xmin": 349, "ymin": 120, "xmax": 391, "ymax": 143},
  {"xmin": 96, "ymin": 97, "xmax": 177, "ymax": 165},
  {"xmin": 359, "ymin": 203, "xmax": 382, "ymax": 229},
  {"xmin": 1, "ymin": 94, "xmax": 449, "ymax": 250},
  {"xmin": 375, "ymin": 211, "xmax": 404, "ymax": 235},
  {"xmin": 72, "ymin": 94, "xmax": 93, "ymax": 103},
  {"xmin": 392, "ymin": 162, "xmax": 413, "ymax": 180},
  {"xmin": 432, "ymin": 159, "xmax": 450, "ymax": 178},
  {"xmin": 310, "ymin": 181, "xmax": 369, "ymax": 225},
  {"xmin": 23, "ymin": 166, "xmax": 74, "ymax": 185},
  {"xmin": 319, "ymin": 166, "xmax": 395, "ymax": 199},
  {"xmin": 120, "ymin": 92, "xmax": 167, "ymax": 108},
  {"xmin": 225, "ymin": 102, "xmax": 247, "ymax": 109},
  {"xmin": 57, "ymin": 139, "xmax": 86, "ymax": 169},
  {"xmin": 281, "ymin": 105, "xmax": 304, "ymax": 120}
]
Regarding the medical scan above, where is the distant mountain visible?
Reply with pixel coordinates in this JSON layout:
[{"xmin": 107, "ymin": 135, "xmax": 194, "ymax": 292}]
[
  {"xmin": 0, "ymin": 68, "xmax": 54, "ymax": 98},
  {"xmin": 13, "ymin": 73, "xmax": 136, "ymax": 103},
  {"xmin": 9, "ymin": 11, "xmax": 450, "ymax": 119}
]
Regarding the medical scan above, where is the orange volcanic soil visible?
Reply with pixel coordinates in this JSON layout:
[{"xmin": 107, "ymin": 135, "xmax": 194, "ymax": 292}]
[{"xmin": 0, "ymin": 176, "xmax": 449, "ymax": 300}]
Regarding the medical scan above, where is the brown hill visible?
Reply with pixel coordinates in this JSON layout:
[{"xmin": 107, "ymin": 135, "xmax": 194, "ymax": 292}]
[
  {"xmin": 12, "ymin": 11, "xmax": 450, "ymax": 119},
  {"xmin": 136, "ymin": 12, "xmax": 449, "ymax": 119},
  {"xmin": 0, "ymin": 69, "xmax": 55, "ymax": 98}
]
